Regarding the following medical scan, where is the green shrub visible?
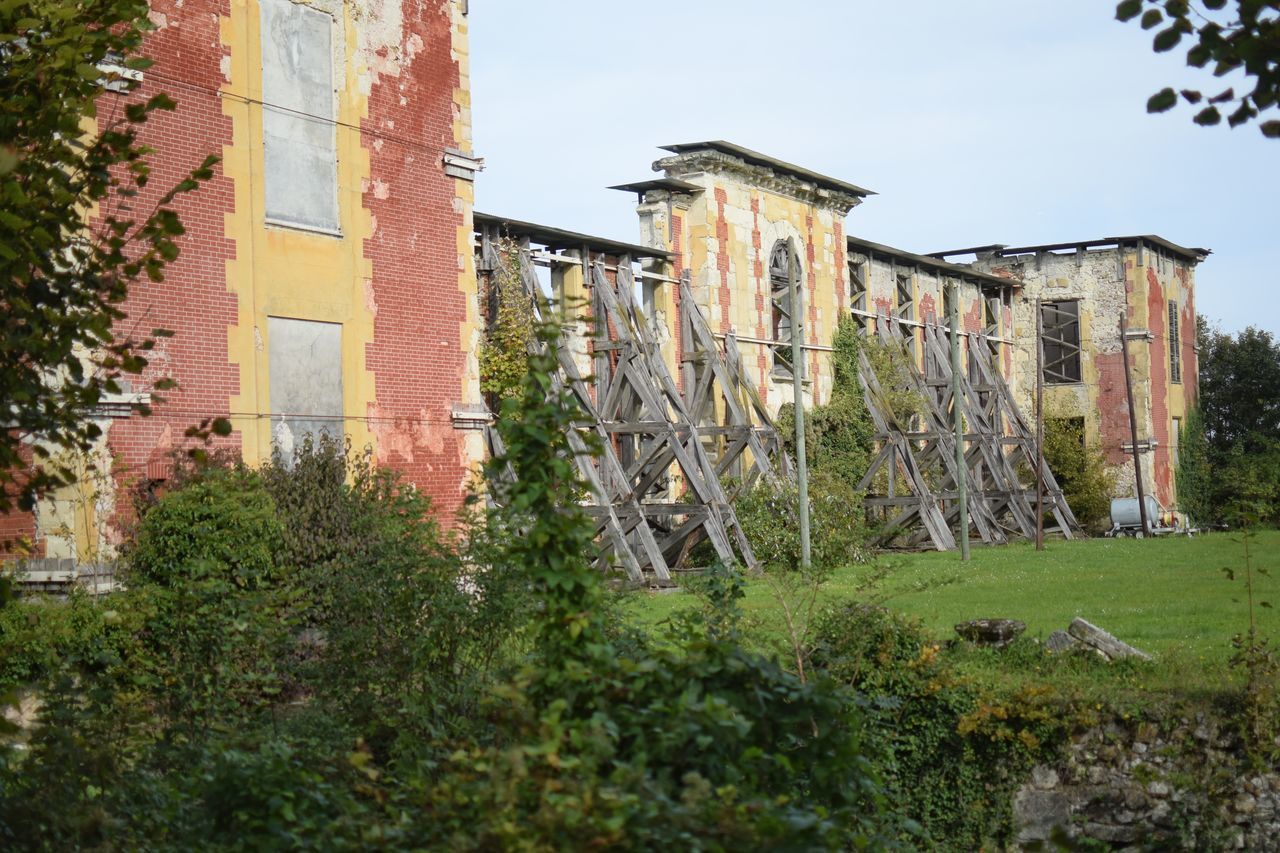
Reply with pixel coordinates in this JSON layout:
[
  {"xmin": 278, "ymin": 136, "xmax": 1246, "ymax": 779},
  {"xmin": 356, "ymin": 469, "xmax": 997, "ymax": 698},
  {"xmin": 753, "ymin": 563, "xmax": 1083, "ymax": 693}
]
[
  {"xmin": 1044, "ymin": 417, "xmax": 1115, "ymax": 534},
  {"xmin": 813, "ymin": 602, "xmax": 1061, "ymax": 849},
  {"xmin": 260, "ymin": 431, "xmax": 533, "ymax": 756},
  {"xmin": 732, "ymin": 471, "xmax": 869, "ymax": 573},
  {"xmin": 128, "ymin": 466, "xmax": 282, "ymax": 589},
  {"xmin": 0, "ymin": 592, "xmax": 140, "ymax": 692}
]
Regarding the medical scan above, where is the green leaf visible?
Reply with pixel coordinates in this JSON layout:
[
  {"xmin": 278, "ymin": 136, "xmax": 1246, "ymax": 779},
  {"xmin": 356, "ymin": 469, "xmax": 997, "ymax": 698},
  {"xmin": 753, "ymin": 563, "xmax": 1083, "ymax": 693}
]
[
  {"xmin": 0, "ymin": 145, "xmax": 18, "ymax": 176},
  {"xmin": 1261, "ymin": 120, "xmax": 1280, "ymax": 139},
  {"xmin": 1193, "ymin": 106, "xmax": 1221, "ymax": 125},
  {"xmin": 1116, "ymin": 0, "xmax": 1143, "ymax": 22},
  {"xmin": 1147, "ymin": 88, "xmax": 1178, "ymax": 113},
  {"xmin": 211, "ymin": 417, "xmax": 233, "ymax": 437},
  {"xmin": 1140, "ymin": 8, "xmax": 1163, "ymax": 29},
  {"xmin": 1152, "ymin": 26, "xmax": 1182, "ymax": 52}
]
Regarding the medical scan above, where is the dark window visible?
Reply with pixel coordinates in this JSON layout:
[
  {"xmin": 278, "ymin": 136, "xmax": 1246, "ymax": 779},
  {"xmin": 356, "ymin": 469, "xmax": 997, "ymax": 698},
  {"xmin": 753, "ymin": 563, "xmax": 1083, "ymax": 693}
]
[
  {"xmin": 1041, "ymin": 300, "xmax": 1081, "ymax": 384},
  {"xmin": 895, "ymin": 270, "xmax": 916, "ymax": 356},
  {"xmin": 895, "ymin": 271, "xmax": 914, "ymax": 322},
  {"xmin": 769, "ymin": 241, "xmax": 799, "ymax": 377},
  {"xmin": 849, "ymin": 259, "xmax": 867, "ymax": 312},
  {"xmin": 1168, "ymin": 300, "xmax": 1181, "ymax": 384}
]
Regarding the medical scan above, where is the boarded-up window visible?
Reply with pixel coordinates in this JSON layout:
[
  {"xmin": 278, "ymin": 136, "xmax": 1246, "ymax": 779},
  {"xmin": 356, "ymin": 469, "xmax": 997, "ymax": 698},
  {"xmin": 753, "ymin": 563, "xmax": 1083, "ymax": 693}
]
[
  {"xmin": 268, "ymin": 317, "xmax": 343, "ymax": 455},
  {"xmin": 1168, "ymin": 300, "xmax": 1181, "ymax": 384},
  {"xmin": 261, "ymin": 0, "xmax": 338, "ymax": 231},
  {"xmin": 1041, "ymin": 300, "xmax": 1082, "ymax": 384}
]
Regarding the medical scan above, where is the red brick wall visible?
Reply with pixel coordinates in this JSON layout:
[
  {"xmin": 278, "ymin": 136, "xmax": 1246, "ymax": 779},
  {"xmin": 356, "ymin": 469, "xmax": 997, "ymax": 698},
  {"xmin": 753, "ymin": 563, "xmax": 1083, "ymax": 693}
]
[
  {"xmin": 363, "ymin": 0, "xmax": 471, "ymax": 521},
  {"xmin": 103, "ymin": 0, "xmax": 240, "ymax": 542},
  {"xmin": 17, "ymin": 0, "xmax": 472, "ymax": 548},
  {"xmin": 1146, "ymin": 267, "xmax": 1172, "ymax": 505}
]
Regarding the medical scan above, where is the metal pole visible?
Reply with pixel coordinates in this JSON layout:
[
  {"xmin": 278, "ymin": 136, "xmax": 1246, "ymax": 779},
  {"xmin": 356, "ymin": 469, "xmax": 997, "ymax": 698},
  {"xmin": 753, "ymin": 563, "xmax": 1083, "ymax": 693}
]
[
  {"xmin": 949, "ymin": 282, "xmax": 970, "ymax": 561},
  {"xmin": 1119, "ymin": 311, "xmax": 1151, "ymax": 537},
  {"xmin": 1035, "ymin": 299, "xmax": 1045, "ymax": 551},
  {"xmin": 790, "ymin": 243, "xmax": 811, "ymax": 569}
]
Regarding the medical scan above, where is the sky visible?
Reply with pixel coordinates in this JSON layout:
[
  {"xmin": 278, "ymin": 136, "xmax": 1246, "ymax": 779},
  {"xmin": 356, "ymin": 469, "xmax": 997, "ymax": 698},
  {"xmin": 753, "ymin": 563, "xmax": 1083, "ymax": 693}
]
[{"xmin": 468, "ymin": 1, "xmax": 1278, "ymax": 336}]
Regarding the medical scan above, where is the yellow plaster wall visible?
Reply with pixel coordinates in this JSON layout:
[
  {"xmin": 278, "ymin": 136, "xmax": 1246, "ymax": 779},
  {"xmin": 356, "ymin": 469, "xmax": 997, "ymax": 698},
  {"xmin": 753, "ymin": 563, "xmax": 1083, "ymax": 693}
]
[
  {"xmin": 672, "ymin": 175, "xmax": 848, "ymax": 413},
  {"xmin": 450, "ymin": 2, "xmax": 484, "ymax": 479},
  {"xmin": 221, "ymin": 0, "xmax": 378, "ymax": 467}
]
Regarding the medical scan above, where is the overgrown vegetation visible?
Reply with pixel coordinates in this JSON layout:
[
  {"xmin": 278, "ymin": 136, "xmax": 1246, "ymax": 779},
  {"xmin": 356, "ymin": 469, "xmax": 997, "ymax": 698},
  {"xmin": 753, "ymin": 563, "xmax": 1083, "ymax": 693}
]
[
  {"xmin": 744, "ymin": 316, "xmax": 894, "ymax": 571},
  {"xmin": 0, "ymin": 321, "xmax": 905, "ymax": 849},
  {"xmin": 477, "ymin": 239, "xmax": 535, "ymax": 410},
  {"xmin": 812, "ymin": 604, "xmax": 1066, "ymax": 848},
  {"xmin": 1177, "ymin": 321, "xmax": 1280, "ymax": 527},
  {"xmin": 1043, "ymin": 416, "xmax": 1116, "ymax": 534}
]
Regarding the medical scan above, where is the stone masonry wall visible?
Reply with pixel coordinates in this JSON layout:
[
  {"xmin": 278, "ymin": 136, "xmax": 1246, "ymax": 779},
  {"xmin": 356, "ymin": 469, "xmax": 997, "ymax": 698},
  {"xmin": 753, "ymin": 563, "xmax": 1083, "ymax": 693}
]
[{"xmin": 1015, "ymin": 715, "xmax": 1280, "ymax": 850}]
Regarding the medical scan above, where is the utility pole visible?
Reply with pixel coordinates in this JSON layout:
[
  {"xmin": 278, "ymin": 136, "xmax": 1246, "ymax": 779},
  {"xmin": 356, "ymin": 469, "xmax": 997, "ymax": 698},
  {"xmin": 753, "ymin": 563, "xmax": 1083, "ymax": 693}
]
[
  {"xmin": 790, "ymin": 243, "xmax": 811, "ymax": 569},
  {"xmin": 948, "ymin": 282, "xmax": 969, "ymax": 561},
  {"xmin": 1035, "ymin": 299, "xmax": 1045, "ymax": 551},
  {"xmin": 1119, "ymin": 310, "xmax": 1151, "ymax": 537}
]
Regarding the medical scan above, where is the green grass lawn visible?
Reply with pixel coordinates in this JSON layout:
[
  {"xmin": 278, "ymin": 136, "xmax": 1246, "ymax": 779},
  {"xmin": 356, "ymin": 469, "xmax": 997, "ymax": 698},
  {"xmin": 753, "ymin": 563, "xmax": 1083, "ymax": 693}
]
[{"xmin": 624, "ymin": 531, "xmax": 1280, "ymax": 701}]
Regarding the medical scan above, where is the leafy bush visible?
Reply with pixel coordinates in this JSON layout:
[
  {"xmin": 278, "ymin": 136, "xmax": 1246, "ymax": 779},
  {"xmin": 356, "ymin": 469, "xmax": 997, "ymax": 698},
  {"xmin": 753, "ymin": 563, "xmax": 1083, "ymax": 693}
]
[
  {"xmin": 732, "ymin": 470, "xmax": 869, "ymax": 573},
  {"xmin": 0, "ymin": 592, "xmax": 140, "ymax": 692},
  {"xmin": 128, "ymin": 466, "xmax": 282, "ymax": 589},
  {"xmin": 0, "ymin": 319, "xmax": 904, "ymax": 850},
  {"xmin": 259, "ymin": 432, "xmax": 533, "ymax": 754}
]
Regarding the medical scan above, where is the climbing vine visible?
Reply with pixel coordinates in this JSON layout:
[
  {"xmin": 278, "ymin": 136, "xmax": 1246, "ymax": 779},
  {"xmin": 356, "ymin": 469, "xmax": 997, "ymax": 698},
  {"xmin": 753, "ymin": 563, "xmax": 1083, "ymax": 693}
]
[{"xmin": 478, "ymin": 239, "xmax": 536, "ymax": 410}]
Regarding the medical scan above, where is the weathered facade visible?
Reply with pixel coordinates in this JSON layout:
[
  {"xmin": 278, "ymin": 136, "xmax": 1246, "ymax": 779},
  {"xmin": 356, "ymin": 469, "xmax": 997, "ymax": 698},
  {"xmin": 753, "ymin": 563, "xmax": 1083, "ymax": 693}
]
[
  {"xmin": 936, "ymin": 239, "xmax": 1205, "ymax": 518},
  {"xmin": 614, "ymin": 143, "xmax": 1204, "ymax": 529},
  {"xmin": 7, "ymin": 0, "xmax": 483, "ymax": 560}
]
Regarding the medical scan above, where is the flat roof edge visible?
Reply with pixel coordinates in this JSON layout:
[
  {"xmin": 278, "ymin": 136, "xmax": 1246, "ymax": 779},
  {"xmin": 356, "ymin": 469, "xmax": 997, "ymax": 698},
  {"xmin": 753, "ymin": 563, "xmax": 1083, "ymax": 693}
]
[
  {"xmin": 474, "ymin": 211, "xmax": 672, "ymax": 262},
  {"xmin": 659, "ymin": 140, "xmax": 876, "ymax": 199},
  {"xmin": 847, "ymin": 234, "xmax": 1020, "ymax": 289}
]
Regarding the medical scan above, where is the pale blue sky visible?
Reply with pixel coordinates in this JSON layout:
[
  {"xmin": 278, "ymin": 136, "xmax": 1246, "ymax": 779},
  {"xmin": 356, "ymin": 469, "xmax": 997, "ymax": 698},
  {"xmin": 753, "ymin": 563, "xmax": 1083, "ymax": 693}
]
[{"xmin": 469, "ymin": 1, "xmax": 1277, "ymax": 334}]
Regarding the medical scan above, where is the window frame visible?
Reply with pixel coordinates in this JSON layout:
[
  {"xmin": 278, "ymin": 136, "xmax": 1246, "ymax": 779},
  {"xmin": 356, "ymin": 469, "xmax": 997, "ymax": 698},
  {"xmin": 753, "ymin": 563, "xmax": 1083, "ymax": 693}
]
[
  {"xmin": 1041, "ymin": 299, "xmax": 1082, "ymax": 385},
  {"xmin": 769, "ymin": 241, "xmax": 799, "ymax": 380}
]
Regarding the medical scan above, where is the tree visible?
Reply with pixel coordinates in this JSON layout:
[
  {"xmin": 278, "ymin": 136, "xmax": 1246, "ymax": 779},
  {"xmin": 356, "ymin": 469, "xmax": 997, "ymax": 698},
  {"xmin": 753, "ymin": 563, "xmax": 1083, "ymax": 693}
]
[
  {"xmin": 1115, "ymin": 0, "xmax": 1280, "ymax": 138},
  {"xmin": 0, "ymin": 0, "xmax": 215, "ymax": 513},
  {"xmin": 1199, "ymin": 322, "xmax": 1280, "ymax": 454},
  {"xmin": 1180, "ymin": 319, "xmax": 1280, "ymax": 525}
]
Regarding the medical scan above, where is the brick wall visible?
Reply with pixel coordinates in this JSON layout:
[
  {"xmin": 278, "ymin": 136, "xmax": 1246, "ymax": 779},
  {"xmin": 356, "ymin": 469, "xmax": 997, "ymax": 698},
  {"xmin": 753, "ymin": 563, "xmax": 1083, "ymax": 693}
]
[{"xmin": 363, "ymin": 0, "xmax": 472, "ymax": 521}]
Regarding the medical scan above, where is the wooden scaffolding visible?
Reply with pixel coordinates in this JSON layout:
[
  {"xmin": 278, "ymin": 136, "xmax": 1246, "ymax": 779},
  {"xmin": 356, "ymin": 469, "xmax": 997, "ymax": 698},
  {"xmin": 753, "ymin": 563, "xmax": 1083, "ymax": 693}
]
[
  {"xmin": 856, "ymin": 314, "xmax": 1079, "ymax": 550},
  {"xmin": 476, "ymin": 219, "xmax": 790, "ymax": 584}
]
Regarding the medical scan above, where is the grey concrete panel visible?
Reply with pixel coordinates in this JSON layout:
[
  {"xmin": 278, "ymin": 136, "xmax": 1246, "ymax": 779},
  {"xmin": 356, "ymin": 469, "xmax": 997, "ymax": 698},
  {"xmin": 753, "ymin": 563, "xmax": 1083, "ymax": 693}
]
[
  {"xmin": 267, "ymin": 316, "xmax": 343, "ymax": 454},
  {"xmin": 260, "ymin": 0, "xmax": 338, "ymax": 231}
]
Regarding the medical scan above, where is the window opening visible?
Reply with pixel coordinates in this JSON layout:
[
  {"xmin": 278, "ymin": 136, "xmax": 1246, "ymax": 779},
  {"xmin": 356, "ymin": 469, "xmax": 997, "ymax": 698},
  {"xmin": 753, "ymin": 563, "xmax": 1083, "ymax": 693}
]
[
  {"xmin": 895, "ymin": 270, "xmax": 916, "ymax": 357},
  {"xmin": 849, "ymin": 258, "xmax": 867, "ymax": 313},
  {"xmin": 1168, "ymin": 300, "xmax": 1181, "ymax": 384},
  {"xmin": 769, "ymin": 241, "xmax": 799, "ymax": 378},
  {"xmin": 1041, "ymin": 300, "xmax": 1082, "ymax": 384}
]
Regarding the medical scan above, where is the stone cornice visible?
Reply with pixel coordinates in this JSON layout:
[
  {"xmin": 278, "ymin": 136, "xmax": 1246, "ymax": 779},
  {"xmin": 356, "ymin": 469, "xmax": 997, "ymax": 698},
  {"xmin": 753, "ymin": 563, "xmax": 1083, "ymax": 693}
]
[{"xmin": 654, "ymin": 150, "xmax": 864, "ymax": 215}]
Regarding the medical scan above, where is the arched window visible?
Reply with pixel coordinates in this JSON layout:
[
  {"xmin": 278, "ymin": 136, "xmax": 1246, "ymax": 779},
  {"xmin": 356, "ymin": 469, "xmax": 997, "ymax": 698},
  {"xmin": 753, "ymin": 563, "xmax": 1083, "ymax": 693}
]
[{"xmin": 769, "ymin": 241, "xmax": 800, "ymax": 377}]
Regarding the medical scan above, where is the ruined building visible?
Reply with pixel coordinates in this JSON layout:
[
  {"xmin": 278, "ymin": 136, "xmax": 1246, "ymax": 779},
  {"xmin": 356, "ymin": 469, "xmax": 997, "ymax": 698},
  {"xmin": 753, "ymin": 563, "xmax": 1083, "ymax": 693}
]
[
  {"xmin": 936, "ymin": 240, "xmax": 1205, "ymax": 516},
  {"xmin": 608, "ymin": 141, "xmax": 1204, "ymax": 524},
  {"xmin": 4, "ymin": 2, "xmax": 1205, "ymax": 563}
]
